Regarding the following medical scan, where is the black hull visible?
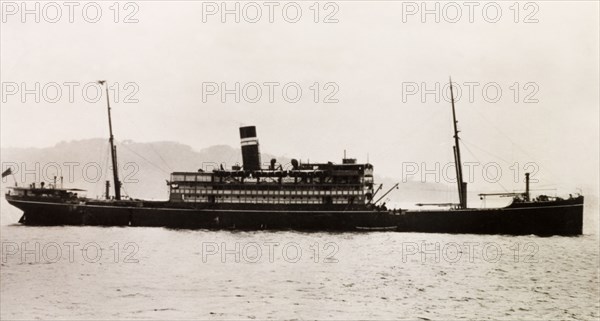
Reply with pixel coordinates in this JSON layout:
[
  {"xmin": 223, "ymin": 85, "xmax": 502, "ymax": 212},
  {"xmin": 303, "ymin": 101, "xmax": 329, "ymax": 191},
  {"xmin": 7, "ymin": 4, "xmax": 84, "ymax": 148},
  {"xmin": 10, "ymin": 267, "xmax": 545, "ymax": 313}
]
[
  {"xmin": 401, "ymin": 200, "xmax": 584, "ymax": 236},
  {"xmin": 7, "ymin": 198, "xmax": 397, "ymax": 231},
  {"xmin": 7, "ymin": 196, "xmax": 584, "ymax": 235}
]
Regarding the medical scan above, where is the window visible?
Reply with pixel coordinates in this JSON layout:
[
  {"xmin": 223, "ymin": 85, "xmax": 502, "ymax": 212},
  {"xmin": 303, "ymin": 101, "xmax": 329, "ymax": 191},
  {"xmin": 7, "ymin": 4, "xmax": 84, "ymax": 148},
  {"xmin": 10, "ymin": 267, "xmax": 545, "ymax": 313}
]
[
  {"xmin": 198, "ymin": 175, "xmax": 212, "ymax": 182},
  {"xmin": 172, "ymin": 174, "xmax": 185, "ymax": 182}
]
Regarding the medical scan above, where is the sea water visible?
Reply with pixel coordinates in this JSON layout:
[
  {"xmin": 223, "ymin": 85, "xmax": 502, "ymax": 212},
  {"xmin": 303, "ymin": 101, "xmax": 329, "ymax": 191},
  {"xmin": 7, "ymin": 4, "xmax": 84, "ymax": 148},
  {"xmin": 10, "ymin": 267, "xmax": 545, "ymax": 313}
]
[{"xmin": 1, "ymin": 224, "xmax": 598, "ymax": 320}]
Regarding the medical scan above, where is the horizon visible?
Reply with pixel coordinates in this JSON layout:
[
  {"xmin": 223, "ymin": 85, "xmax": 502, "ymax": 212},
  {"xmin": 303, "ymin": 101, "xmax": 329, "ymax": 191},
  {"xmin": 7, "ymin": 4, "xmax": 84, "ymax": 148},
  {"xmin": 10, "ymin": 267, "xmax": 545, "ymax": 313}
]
[{"xmin": 2, "ymin": 135, "xmax": 597, "ymax": 193}]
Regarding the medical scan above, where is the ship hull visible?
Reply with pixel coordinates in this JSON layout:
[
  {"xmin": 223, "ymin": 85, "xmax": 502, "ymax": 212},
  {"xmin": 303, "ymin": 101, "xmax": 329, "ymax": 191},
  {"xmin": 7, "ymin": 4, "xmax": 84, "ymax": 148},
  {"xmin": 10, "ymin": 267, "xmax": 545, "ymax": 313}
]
[
  {"xmin": 7, "ymin": 198, "xmax": 397, "ymax": 231},
  {"xmin": 401, "ymin": 199, "xmax": 584, "ymax": 236},
  {"xmin": 7, "ymin": 196, "xmax": 583, "ymax": 235}
]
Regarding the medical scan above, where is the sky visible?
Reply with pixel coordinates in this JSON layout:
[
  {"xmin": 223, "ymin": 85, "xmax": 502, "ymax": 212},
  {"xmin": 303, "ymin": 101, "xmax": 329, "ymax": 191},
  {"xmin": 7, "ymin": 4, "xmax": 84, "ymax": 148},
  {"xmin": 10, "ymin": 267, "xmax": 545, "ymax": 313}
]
[{"xmin": 1, "ymin": 1, "xmax": 598, "ymax": 199}]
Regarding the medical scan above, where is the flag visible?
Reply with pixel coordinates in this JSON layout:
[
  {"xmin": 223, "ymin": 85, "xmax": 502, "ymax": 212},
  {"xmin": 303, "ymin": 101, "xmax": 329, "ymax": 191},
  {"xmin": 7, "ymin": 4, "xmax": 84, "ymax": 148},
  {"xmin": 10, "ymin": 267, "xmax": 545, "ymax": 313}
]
[{"xmin": 1, "ymin": 168, "xmax": 12, "ymax": 178}]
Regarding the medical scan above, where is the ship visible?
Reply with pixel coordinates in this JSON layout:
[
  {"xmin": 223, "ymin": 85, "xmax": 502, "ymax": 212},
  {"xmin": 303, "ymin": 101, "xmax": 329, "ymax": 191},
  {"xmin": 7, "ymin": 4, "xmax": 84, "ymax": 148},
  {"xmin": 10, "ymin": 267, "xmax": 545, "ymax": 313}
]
[{"xmin": 3, "ymin": 80, "xmax": 584, "ymax": 235}]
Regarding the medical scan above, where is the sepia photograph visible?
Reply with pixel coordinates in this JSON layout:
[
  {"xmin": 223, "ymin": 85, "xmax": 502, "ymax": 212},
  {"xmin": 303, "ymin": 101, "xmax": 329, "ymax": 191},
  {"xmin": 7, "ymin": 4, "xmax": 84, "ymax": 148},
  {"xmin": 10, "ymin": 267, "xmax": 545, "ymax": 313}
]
[{"xmin": 1, "ymin": 0, "xmax": 599, "ymax": 320}]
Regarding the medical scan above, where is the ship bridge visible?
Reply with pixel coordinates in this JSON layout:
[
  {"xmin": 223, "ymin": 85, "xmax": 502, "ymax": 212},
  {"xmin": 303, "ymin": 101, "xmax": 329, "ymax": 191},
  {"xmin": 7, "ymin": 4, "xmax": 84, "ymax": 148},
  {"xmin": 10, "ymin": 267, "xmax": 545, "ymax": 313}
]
[
  {"xmin": 169, "ymin": 126, "xmax": 373, "ymax": 205},
  {"xmin": 167, "ymin": 126, "xmax": 375, "ymax": 206},
  {"xmin": 167, "ymin": 160, "xmax": 374, "ymax": 206}
]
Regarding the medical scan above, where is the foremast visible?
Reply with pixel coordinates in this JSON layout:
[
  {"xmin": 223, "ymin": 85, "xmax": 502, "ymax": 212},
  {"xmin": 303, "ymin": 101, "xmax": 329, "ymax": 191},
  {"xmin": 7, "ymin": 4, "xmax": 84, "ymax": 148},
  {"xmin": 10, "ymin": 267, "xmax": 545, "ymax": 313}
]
[
  {"xmin": 99, "ymin": 80, "xmax": 121, "ymax": 200},
  {"xmin": 450, "ymin": 78, "xmax": 467, "ymax": 209}
]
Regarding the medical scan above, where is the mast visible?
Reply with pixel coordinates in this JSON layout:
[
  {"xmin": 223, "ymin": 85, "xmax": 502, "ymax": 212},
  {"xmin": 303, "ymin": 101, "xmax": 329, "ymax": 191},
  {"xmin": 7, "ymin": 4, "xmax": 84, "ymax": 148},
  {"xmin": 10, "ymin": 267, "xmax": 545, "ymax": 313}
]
[
  {"xmin": 525, "ymin": 172, "xmax": 530, "ymax": 201},
  {"xmin": 450, "ymin": 77, "xmax": 466, "ymax": 208},
  {"xmin": 99, "ymin": 80, "xmax": 121, "ymax": 200}
]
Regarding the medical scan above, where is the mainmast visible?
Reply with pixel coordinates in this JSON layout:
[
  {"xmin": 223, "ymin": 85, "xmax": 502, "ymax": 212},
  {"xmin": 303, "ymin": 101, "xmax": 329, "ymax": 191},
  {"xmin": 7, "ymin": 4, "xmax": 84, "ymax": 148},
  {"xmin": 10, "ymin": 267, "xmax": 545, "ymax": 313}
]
[
  {"xmin": 450, "ymin": 77, "xmax": 467, "ymax": 209},
  {"xmin": 98, "ymin": 80, "xmax": 121, "ymax": 200}
]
